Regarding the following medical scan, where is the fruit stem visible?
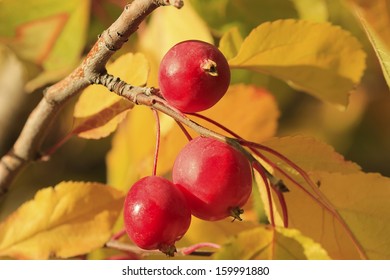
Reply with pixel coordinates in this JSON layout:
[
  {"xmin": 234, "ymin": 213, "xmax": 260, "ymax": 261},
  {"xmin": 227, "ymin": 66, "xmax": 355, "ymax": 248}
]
[
  {"xmin": 41, "ymin": 132, "xmax": 74, "ymax": 161},
  {"xmin": 276, "ymin": 190, "xmax": 288, "ymax": 228},
  {"xmin": 111, "ymin": 228, "xmax": 127, "ymax": 240},
  {"xmin": 152, "ymin": 109, "xmax": 161, "ymax": 176},
  {"xmin": 252, "ymin": 161, "xmax": 276, "ymax": 227},
  {"xmin": 175, "ymin": 120, "xmax": 193, "ymax": 141}
]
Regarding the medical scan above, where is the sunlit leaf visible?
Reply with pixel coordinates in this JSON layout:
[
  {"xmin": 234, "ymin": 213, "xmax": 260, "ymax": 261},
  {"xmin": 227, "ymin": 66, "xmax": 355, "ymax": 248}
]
[
  {"xmin": 256, "ymin": 136, "xmax": 390, "ymax": 259},
  {"xmin": 0, "ymin": 0, "xmax": 91, "ymax": 91},
  {"xmin": 0, "ymin": 181, "xmax": 124, "ymax": 259},
  {"xmin": 214, "ymin": 225, "xmax": 330, "ymax": 260},
  {"xmin": 318, "ymin": 171, "xmax": 390, "ymax": 259},
  {"xmin": 73, "ymin": 53, "xmax": 149, "ymax": 139},
  {"xmin": 138, "ymin": 0, "xmax": 212, "ymax": 86},
  {"xmin": 262, "ymin": 135, "xmax": 361, "ymax": 174},
  {"xmin": 229, "ymin": 19, "xmax": 366, "ymax": 107},
  {"xmin": 347, "ymin": 0, "xmax": 390, "ymax": 88},
  {"xmin": 106, "ymin": 106, "xmax": 158, "ymax": 190}
]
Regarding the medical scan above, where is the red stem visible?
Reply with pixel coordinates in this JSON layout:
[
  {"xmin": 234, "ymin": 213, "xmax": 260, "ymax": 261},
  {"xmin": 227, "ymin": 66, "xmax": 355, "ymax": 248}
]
[
  {"xmin": 252, "ymin": 161, "xmax": 275, "ymax": 227},
  {"xmin": 275, "ymin": 190, "xmax": 288, "ymax": 228},
  {"xmin": 112, "ymin": 228, "xmax": 127, "ymax": 240},
  {"xmin": 175, "ymin": 120, "xmax": 193, "ymax": 141},
  {"xmin": 181, "ymin": 242, "xmax": 220, "ymax": 255},
  {"xmin": 152, "ymin": 109, "xmax": 161, "ymax": 176},
  {"xmin": 189, "ymin": 113, "xmax": 240, "ymax": 138}
]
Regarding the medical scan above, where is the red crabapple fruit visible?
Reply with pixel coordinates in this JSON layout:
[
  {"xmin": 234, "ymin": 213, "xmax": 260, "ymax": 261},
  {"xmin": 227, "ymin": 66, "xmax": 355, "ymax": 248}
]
[
  {"xmin": 172, "ymin": 137, "xmax": 253, "ymax": 221},
  {"xmin": 123, "ymin": 176, "xmax": 191, "ymax": 256},
  {"xmin": 158, "ymin": 40, "xmax": 230, "ymax": 113}
]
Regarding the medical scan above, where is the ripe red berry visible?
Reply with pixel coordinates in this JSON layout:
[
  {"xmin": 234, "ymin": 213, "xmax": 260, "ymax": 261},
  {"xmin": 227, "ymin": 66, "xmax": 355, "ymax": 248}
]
[
  {"xmin": 158, "ymin": 40, "xmax": 231, "ymax": 113},
  {"xmin": 123, "ymin": 176, "xmax": 191, "ymax": 256},
  {"xmin": 172, "ymin": 137, "xmax": 253, "ymax": 221}
]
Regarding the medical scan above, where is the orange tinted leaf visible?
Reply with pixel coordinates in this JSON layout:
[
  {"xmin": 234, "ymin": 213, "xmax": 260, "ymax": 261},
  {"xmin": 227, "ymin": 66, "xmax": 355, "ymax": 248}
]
[
  {"xmin": 214, "ymin": 225, "xmax": 330, "ymax": 260},
  {"xmin": 200, "ymin": 84, "xmax": 280, "ymax": 143},
  {"xmin": 73, "ymin": 99, "xmax": 131, "ymax": 139},
  {"xmin": 0, "ymin": 181, "xmax": 124, "ymax": 259},
  {"xmin": 347, "ymin": 0, "xmax": 390, "ymax": 88},
  {"xmin": 0, "ymin": 0, "xmax": 91, "ymax": 91},
  {"xmin": 73, "ymin": 53, "xmax": 149, "ymax": 139}
]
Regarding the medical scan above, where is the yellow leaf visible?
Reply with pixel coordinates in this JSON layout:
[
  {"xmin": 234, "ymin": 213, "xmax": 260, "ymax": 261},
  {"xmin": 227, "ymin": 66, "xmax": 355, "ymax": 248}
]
[
  {"xmin": 229, "ymin": 19, "xmax": 366, "ymax": 107},
  {"xmin": 214, "ymin": 225, "xmax": 330, "ymax": 259},
  {"xmin": 106, "ymin": 106, "xmax": 158, "ymax": 190},
  {"xmin": 347, "ymin": 0, "xmax": 390, "ymax": 88},
  {"xmin": 178, "ymin": 217, "xmax": 257, "ymax": 247},
  {"xmin": 256, "ymin": 136, "xmax": 390, "ymax": 259},
  {"xmin": 318, "ymin": 172, "xmax": 390, "ymax": 259},
  {"xmin": 0, "ymin": 181, "xmax": 124, "ymax": 259},
  {"xmin": 262, "ymin": 135, "xmax": 361, "ymax": 174},
  {"xmin": 138, "ymin": 1, "xmax": 212, "ymax": 86},
  {"xmin": 73, "ymin": 53, "xmax": 149, "ymax": 139}
]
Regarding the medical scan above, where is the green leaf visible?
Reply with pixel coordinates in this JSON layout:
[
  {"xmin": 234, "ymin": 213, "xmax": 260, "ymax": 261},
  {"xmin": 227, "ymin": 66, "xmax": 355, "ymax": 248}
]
[
  {"xmin": 219, "ymin": 27, "xmax": 243, "ymax": 60},
  {"xmin": 189, "ymin": 0, "xmax": 298, "ymax": 36},
  {"xmin": 292, "ymin": 0, "xmax": 328, "ymax": 22},
  {"xmin": 0, "ymin": 0, "xmax": 90, "ymax": 92},
  {"xmin": 214, "ymin": 225, "xmax": 330, "ymax": 260},
  {"xmin": 229, "ymin": 19, "xmax": 366, "ymax": 107},
  {"xmin": 0, "ymin": 181, "xmax": 124, "ymax": 259}
]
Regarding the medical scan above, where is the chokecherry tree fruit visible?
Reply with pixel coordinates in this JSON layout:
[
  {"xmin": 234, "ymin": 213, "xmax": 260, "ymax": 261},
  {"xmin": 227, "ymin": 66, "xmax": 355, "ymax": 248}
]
[
  {"xmin": 123, "ymin": 176, "xmax": 191, "ymax": 256},
  {"xmin": 158, "ymin": 40, "xmax": 231, "ymax": 113},
  {"xmin": 172, "ymin": 137, "xmax": 253, "ymax": 221}
]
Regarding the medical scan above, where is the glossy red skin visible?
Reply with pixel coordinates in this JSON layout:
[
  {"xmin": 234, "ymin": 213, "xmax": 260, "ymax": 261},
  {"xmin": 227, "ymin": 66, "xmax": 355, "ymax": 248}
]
[
  {"xmin": 123, "ymin": 176, "xmax": 191, "ymax": 251},
  {"xmin": 158, "ymin": 40, "xmax": 230, "ymax": 113},
  {"xmin": 172, "ymin": 137, "xmax": 253, "ymax": 221}
]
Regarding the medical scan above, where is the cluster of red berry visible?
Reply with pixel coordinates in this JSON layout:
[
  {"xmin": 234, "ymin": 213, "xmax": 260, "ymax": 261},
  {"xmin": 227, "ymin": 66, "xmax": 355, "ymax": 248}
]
[{"xmin": 122, "ymin": 40, "xmax": 253, "ymax": 256}]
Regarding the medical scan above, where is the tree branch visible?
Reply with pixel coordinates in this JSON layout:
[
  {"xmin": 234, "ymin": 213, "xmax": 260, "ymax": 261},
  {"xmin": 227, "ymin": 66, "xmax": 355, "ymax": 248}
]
[{"xmin": 0, "ymin": 0, "xmax": 183, "ymax": 196}]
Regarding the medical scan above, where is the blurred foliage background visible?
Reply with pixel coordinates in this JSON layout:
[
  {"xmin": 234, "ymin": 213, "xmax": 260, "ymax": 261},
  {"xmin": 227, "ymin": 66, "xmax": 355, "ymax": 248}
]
[{"xmin": 0, "ymin": 0, "xmax": 389, "ymax": 220}]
